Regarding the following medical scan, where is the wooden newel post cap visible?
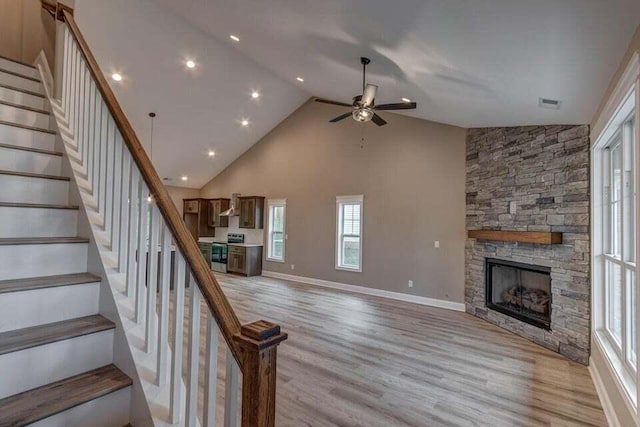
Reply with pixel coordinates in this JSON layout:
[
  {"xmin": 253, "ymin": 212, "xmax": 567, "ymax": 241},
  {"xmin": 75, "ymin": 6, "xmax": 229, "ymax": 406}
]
[{"xmin": 234, "ymin": 320, "xmax": 288, "ymax": 351}]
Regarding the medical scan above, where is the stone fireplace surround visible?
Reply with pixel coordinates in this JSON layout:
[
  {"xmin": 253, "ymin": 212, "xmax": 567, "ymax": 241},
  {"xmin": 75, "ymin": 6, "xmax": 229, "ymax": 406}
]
[{"xmin": 465, "ymin": 125, "xmax": 590, "ymax": 364}]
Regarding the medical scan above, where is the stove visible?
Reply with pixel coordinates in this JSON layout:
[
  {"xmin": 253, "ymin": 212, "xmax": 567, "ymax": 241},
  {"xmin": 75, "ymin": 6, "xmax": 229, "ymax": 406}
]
[{"xmin": 227, "ymin": 233, "xmax": 245, "ymax": 244}]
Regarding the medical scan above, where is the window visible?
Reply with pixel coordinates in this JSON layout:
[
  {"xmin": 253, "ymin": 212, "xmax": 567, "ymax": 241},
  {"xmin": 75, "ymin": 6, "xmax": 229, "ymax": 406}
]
[
  {"xmin": 266, "ymin": 199, "xmax": 286, "ymax": 262},
  {"xmin": 599, "ymin": 100, "xmax": 637, "ymax": 379},
  {"xmin": 336, "ymin": 195, "xmax": 363, "ymax": 272}
]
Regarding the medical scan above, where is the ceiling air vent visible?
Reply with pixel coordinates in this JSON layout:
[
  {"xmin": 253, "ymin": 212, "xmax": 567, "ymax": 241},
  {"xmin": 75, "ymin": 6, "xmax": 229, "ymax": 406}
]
[{"xmin": 538, "ymin": 97, "xmax": 562, "ymax": 110}]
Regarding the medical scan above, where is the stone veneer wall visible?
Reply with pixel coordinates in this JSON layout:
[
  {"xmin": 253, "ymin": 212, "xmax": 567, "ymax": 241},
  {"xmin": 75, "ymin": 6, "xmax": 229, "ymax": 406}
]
[{"xmin": 465, "ymin": 125, "xmax": 590, "ymax": 364}]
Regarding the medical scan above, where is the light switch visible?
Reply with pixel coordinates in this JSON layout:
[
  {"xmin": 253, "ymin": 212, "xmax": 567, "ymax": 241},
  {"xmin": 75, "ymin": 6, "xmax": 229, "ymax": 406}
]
[
  {"xmin": 434, "ymin": 241, "xmax": 440, "ymax": 248},
  {"xmin": 509, "ymin": 201, "xmax": 517, "ymax": 214}
]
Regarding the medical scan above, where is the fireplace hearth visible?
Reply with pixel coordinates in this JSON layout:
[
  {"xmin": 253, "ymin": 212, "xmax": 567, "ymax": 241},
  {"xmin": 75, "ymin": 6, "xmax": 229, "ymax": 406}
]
[{"xmin": 485, "ymin": 258, "xmax": 551, "ymax": 330}]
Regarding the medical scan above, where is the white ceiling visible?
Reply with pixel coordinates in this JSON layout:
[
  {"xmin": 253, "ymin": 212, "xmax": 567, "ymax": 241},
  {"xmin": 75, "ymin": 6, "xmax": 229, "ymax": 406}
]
[
  {"xmin": 154, "ymin": 0, "xmax": 640, "ymax": 128},
  {"xmin": 76, "ymin": 0, "xmax": 308, "ymax": 189}
]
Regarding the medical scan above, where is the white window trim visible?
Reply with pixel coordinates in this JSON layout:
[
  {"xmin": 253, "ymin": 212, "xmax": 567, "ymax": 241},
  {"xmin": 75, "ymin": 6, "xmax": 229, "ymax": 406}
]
[
  {"xmin": 266, "ymin": 199, "xmax": 286, "ymax": 262},
  {"xmin": 591, "ymin": 52, "xmax": 640, "ymax": 415},
  {"xmin": 335, "ymin": 195, "xmax": 363, "ymax": 272}
]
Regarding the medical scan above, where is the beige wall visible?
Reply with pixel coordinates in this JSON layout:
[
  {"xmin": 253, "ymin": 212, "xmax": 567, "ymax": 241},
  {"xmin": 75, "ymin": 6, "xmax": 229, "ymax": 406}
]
[
  {"xmin": 0, "ymin": 0, "xmax": 55, "ymax": 67},
  {"xmin": 200, "ymin": 100, "xmax": 467, "ymax": 302},
  {"xmin": 166, "ymin": 185, "xmax": 200, "ymax": 217},
  {"xmin": 592, "ymin": 24, "xmax": 640, "ymax": 127}
]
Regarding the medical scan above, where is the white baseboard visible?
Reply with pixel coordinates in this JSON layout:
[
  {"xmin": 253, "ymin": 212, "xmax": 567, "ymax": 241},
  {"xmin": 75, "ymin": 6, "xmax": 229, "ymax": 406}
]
[
  {"xmin": 589, "ymin": 356, "xmax": 622, "ymax": 427},
  {"xmin": 261, "ymin": 270, "xmax": 466, "ymax": 312}
]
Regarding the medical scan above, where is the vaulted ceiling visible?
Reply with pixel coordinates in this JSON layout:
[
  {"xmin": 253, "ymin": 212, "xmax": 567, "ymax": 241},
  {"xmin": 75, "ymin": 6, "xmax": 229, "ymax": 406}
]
[{"xmin": 78, "ymin": 0, "xmax": 640, "ymax": 188}]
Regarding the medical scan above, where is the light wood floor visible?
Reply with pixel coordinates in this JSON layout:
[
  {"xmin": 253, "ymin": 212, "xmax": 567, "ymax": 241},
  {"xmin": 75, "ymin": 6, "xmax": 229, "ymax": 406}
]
[{"xmin": 184, "ymin": 273, "xmax": 606, "ymax": 427}]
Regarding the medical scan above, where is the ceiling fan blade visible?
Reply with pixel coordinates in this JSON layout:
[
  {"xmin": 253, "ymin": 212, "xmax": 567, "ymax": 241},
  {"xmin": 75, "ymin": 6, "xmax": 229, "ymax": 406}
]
[
  {"xmin": 371, "ymin": 113, "xmax": 387, "ymax": 126},
  {"xmin": 374, "ymin": 102, "xmax": 417, "ymax": 110},
  {"xmin": 361, "ymin": 84, "xmax": 378, "ymax": 107},
  {"xmin": 315, "ymin": 98, "xmax": 353, "ymax": 107},
  {"xmin": 329, "ymin": 112, "xmax": 353, "ymax": 123}
]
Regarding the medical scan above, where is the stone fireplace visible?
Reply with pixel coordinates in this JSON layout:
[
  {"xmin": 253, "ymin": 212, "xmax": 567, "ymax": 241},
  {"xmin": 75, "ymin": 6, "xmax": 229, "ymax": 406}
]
[{"xmin": 465, "ymin": 125, "xmax": 590, "ymax": 364}]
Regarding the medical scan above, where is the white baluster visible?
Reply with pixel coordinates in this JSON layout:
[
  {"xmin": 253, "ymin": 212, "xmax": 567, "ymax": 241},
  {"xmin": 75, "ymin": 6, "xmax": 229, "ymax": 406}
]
[
  {"xmin": 104, "ymin": 118, "xmax": 115, "ymax": 234},
  {"xmin": 135, "ymin": 183, "xmax": 149, "ymax": 324},
  {"xmin": 145, "ymin": 205, "xmax": 160, "ymax": 353},
  {"xmin": 92, "ymin": 98, "xmax": 103, "ymax": 199},
  {"xmin": 111, "ymin": 132, "xmax": 123, "ymax": 251},
  {"xmin": 99, "ymin": 103, "xmax": 108, "ymax": 215},
  {"xmin": 156, "ymin": 225, "xmax": 172, "ymax": 385},
  {"xmin": 69, "ymin": 43, "xmax": 76, "ymax": 134},
  {"xmin": 86, "ymin": 80, "xmax": 95, "ymax": 188},
  {"xmin": 77, "ymin": 63, "xmax": 85, "ymax": 162},
  {"xmin": 203, "ymin": 313, "xmax": 220, "ymax": 427},
  {"xmin": 61, "ymin": 28, "xmax": 69, "ymax": 113},
  {"xmin": 224, "ymin": 349, "xmax": 239, "ymax": 427},
  {"xmin": 127, "ymin": 167, "xmax": 139, "ymax": 299},
  {"xmin": 83, "ymin": 69, "xmax": 91, "ymax": 168},
  {"xmin": 186, "ymin": 279, "xmax": 201, "ymax": 426},
  {"xmin": 170, "ymin": 255, "xmax": 186, "ymax": 423},
  {"xmin": 118, "ymin": 147, "xmax": 130, "ymax": 272}
]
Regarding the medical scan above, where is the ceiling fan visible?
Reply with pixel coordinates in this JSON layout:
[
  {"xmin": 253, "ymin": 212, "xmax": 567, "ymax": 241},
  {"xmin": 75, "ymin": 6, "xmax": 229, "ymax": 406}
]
[{"xmin": 314, "ymin": 57, "xmax": 417, "ymax": 126}]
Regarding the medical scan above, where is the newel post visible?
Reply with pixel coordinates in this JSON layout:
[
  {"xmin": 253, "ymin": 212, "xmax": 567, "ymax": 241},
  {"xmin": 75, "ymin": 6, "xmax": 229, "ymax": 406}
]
[{"xmin": 234, "ymin": 320, "xmax": 288, "ymax": 427}]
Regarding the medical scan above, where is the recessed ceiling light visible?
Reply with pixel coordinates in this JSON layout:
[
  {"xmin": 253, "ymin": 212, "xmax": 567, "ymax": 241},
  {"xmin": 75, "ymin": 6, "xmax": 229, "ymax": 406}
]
[
  {"xmin": 296, "ymin": 77, "xmax": 304, "ymax": 82},
  {"xmin": 230, "ymin": 34, "xmax": 240, "ymax": 42},
  {"xmin": 241, "ymin": 119, "xmax": 250, "ymax": 127},
  {"xmin": 251, "ymin": 91, "xmax": 260, "ymax": 99},
  {"xmin": 401, "ymin": 97, "xmax": 411, "ymax": 103},
  {"xmin": 208, "ymin": 150, "xmax": 215, "ymax": 157},
  {"xmin": 111, "ymin": 73, "xmax": 122, "ymax": 82},
  {"xmin": 181, "ymin": 176, "xmax": 188, "ymax": 181},
  {"xmin": 186, "ymin": 60, "xmax": 196, "ymax": 69}
]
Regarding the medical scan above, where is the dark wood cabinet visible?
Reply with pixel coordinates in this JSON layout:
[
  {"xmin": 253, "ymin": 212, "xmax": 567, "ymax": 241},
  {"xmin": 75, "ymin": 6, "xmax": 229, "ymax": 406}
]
[
  {"xmin": 208, "ymin": 198, "xmax": 230, "ymax": 228},
  {"xmin": 183, "ymin": 198, "xmax": 215, "ymax": 240},
  {"xmin": 238, "ymin": 196, "xmax": 265, "ymax": 229},
  {"xmin": 227, "ymin": 245, "xmax": 262, "ymax": 276}
]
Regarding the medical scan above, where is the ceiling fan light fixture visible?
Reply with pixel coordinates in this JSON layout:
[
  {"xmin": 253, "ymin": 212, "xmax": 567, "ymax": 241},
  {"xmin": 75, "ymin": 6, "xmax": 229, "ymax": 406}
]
[{"xmin": 352, "ymin": 107, "xmax": 374, "ymax": 123}]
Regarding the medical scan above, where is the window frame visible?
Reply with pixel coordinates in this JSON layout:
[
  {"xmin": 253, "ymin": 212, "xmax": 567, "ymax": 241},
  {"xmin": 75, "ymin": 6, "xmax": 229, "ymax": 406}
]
[
  {"xmin": 266, "ymin": 199, "xmax": 286, "ymax": 263},
  {"xmin": 335, "ymin": 195, "xmax": 364, "ymax": 272}
]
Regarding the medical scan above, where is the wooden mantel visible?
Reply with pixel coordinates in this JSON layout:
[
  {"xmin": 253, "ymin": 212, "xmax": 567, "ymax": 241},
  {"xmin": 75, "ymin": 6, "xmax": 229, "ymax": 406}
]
[{"xmin": 467, "ymin": 230, "xmax": 563, "ymax": 245}]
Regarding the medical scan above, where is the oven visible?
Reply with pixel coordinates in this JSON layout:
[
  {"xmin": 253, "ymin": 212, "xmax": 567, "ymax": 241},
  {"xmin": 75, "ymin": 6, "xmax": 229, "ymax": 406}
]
[{"xmin": 211, "ymin": 243, "xmax": 228, "ymax": 273}]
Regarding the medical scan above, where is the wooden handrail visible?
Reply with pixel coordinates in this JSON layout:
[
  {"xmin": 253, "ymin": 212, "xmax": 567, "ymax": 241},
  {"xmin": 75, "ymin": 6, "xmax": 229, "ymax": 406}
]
[
  {"xmin": 47, "ymin": 5, "xmax": 288, "ymax": 424},
  {"xmin": 60, "ymin": 9, "xmax": 245, "ymax": 364}
]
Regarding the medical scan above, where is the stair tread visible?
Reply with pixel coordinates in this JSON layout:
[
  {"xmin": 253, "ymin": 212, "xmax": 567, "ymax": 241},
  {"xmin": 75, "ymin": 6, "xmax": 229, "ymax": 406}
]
[
  {"xmin": 0, "ymin": 202, "xmax": 78, "ymax": 210},
  {"xmin": 0, "ymin": 99, "xmax": 49, "ymax": 115},
  {"xmin": 0, "ymin": 142, "xmax": 61, "ymax": 156},
  {"xmin": 0, "ymin": 314, "xmax": 114, "ymax": 356},
  {"xmin": 0, "ymin": 67, "xmax": 41, "ymax": 83},
  {"xmin": 0, "ymin": 54, "xmax": 36, "ymax": 69},
  {"xmin": 0, "ymin": 82, "xmax": 45, "ymax": 98},
  {"xmin": 0, "ymin": 237, "xmax": 89, "ymax": 245},
  {"xmin": 0, "ymin": 169, "xmax": 70, "ymax": 181},
  {"xmin": 0, "ymin": 118, "xmax": 54, "ymax": 134},
  {"xmin": 0, "ymin": 272, "xmax": 100, "ymax": 294},
  {"xmin": 0, "ymin": 364, "xmax": 131, "ymax": 427}
]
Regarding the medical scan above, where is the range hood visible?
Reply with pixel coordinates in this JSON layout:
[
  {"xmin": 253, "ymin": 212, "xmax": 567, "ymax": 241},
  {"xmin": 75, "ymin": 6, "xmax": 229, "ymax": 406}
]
[{"xmin": 219, "ymin": 193, "xmax": 240, "ymax": 217}]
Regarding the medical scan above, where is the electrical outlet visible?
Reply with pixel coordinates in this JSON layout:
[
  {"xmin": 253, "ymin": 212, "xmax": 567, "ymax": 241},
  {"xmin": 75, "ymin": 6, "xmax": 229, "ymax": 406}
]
[
  {"xmin": 291, "ymin": 264, "xmax": 295, "ymax": 270},
  {"xmin": 434, "ymin": 241, "xmax": 440, "ymax": 248},
  {"xmin": 285, "ymin": 234, "xmax": 289, "ymax": 240},
  {"xmin": 408, "ymin": 280, "xmax": 413, "ymax": 288},
  {"xmin": 509, "ymin": 201, "xmax": 517, "ymax": 214}
]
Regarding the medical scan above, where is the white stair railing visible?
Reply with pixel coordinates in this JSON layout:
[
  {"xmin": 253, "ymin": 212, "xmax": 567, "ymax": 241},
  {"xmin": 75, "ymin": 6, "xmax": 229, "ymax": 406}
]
[{"xmin": 45, "ymin": 5, "xmax": 287, "ymax": 426}]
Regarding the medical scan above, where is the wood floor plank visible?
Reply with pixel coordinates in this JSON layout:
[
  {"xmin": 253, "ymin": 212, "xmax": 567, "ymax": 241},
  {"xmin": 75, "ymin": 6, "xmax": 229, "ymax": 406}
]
[
  {"xmin": 174, "ymin": 273, "xmax": 607, "ymax": 426},
  {"xmin": 0, "ymin": 364, "xmax": 131, "ymax": 427}
]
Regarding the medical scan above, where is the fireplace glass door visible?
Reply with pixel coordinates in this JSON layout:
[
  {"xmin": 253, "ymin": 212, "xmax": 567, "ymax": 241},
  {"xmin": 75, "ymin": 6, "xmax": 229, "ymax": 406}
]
[{"xmin": 486, "ymin": 258, "xmax": 552, "ymax": 329}]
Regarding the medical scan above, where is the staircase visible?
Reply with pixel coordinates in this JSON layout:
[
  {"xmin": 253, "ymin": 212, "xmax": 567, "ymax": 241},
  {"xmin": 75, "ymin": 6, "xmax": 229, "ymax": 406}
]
[
  {"xmin": 0, "ymin": 3, "xmax": 288, "ymax": 426},
  {"xmin": 0, "ymin": 55, "xmax": 132, "ymax": 426}
]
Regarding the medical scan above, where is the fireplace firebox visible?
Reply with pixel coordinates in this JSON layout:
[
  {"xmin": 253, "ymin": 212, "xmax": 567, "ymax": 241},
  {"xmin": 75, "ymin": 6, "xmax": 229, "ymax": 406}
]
[{"xmin": 485, "ymin": 258, "xmax": 551, "ymax": 330}]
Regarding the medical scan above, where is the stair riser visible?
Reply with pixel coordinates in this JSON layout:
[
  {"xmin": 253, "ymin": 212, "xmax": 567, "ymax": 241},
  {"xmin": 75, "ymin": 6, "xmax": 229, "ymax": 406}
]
[
  {"xmin": 0, "ymin": 103, "xmax": 49, "ymax": 128},
  {"xmin": 0, "ymin": 58, "xmax": 40, "ymax": 80},
  {"xmin": 0, "ymin": 70, "xmax": 43, "ymax": 94},
  {"xmin": 0, "ymin": 330, "xmax": 113, "ymax": 399},
  {"xmin": 0, "ymin": 86, "xmax": 46, "ymax": 110},
  {"xmin": 0, "ymin": 175, "xmax": 69, "ymax": 205},
  {"xmin": 0, "ymin": 147, "xmax": 61, "ymax": 175},
  {"xmin": 0, "ymin": 123, "xmax": 55, "ymax": 150},
  {"xmin": 29, "ymin": 387, "xmax": 131, "ymax": 427},
  {"xmin": 0, "ymin": 283, "xmax": 99, "ymax": 333},
  {"xmin": 0, "ymin": 243, "xmax": 87, "ymax": 280},
  {"xmin": 0, "ymin": 207, "xmax": 77, "ymax": 238}
]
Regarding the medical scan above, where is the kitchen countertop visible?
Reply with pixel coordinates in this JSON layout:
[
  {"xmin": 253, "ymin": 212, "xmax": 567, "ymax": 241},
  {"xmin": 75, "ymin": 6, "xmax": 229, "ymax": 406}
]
[{"xmin": 198, "ymin": 238, "xmax": 263, "ymax": 248}]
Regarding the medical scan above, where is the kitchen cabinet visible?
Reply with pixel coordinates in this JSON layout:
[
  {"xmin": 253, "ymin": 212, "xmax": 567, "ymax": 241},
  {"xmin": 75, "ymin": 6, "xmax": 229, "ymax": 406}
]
[
  {"xmin": 238, "ymin": 196, "xmax": 265, "ymax": 229},
  {"xmin": 183, "ymin": 198, "xmax": 215, "ymax": 240},
  {"xmin": 227, "ymin": 245, "xmax": 263, "ymax": 276},
  {"xmin": 208, "ymin": 198, "xmax": 230, "ymax": 228}
]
